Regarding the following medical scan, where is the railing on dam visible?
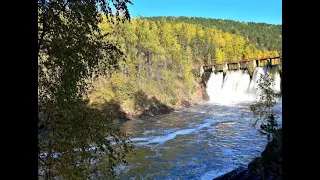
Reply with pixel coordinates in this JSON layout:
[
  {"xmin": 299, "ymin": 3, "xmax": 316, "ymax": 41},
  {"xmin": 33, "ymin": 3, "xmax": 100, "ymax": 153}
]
[{"xmin": 202, "ymin": 56, "xmax": 281, "ymax": 73}]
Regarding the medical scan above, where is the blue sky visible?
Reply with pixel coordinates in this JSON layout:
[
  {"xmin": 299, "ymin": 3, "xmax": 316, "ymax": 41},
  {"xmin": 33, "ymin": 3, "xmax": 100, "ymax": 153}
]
[{"xmin": 127, "ymin": 0, "xmax": 282, "ymax": 25}]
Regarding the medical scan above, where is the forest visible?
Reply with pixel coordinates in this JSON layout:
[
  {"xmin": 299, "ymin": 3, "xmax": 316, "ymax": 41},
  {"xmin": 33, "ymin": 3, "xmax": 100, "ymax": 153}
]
[{"xmin": 145, "ymin": 16, "xmax": 282, "ymax": 53}]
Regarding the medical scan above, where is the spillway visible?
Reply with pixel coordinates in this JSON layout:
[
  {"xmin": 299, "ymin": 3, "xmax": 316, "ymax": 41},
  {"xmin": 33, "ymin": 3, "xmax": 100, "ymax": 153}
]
[{"xmin": 206, "ymin": 66, "xmax": 281, "ymax": 104}]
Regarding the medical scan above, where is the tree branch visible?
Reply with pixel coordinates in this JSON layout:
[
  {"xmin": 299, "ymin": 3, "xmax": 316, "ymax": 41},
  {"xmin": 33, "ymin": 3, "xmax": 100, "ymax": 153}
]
[
  {"xmin": 53, "ymin": 0, "xmax": 69, "ymax": 17},
  {"xmin": 38, "ymin": 13, "xmax": 47, "ymax": 56}
]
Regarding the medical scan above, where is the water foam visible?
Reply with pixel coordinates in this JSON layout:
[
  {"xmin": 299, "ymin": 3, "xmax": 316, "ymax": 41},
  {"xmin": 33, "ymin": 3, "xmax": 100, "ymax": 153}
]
[
  {"xmin": 207, "ymin": 66, "xmax": 281, "ymax": 104},
  {"xmin": 131, "ymin": 120, "xmax": 214, "ymax": 146},
  {"xmin": 206, "ymin": 70, "xmax": 252, "ymax": 104}
]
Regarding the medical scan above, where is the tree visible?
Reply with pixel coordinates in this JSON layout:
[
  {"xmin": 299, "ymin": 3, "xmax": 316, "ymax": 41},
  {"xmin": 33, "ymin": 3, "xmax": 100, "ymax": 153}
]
[
  {"xmin": 38, "ymin": 0, "xmax": 133, "ymax": 179},
  {"xmin": 250, "ymin": 74, "xmax": 281, "ymax": 141},
  {"xmin": 215, "ymin": 48, "xmax": 226, "ymax": 64}
]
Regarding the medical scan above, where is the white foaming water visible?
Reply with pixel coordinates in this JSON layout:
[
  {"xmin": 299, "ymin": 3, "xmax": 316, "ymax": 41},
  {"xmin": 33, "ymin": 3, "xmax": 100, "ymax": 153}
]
[
  {"xmin": 207, "ymin": 66, "xmax": 281, "ymax": 104},
  {"xmin": 248, "ymin": 67, "xmax": 266, "ymax": 97},
  {"xmin": 221, "ymin": 70, "xmax": 251, "ymax": 102},
  {"xmin": 206, "ymin": 70, "xmax": 252, "ymax": 104},
  {"xmin": 206, "ymin": 72, "xmax": 224, "ymax": 101},
  {"xmin": 131, "ymin": 120, "xmax": 214, "ymax": 146},
  {"xmin": 267, "ymin": 66, "xmax": 281, "ymax": 93}
]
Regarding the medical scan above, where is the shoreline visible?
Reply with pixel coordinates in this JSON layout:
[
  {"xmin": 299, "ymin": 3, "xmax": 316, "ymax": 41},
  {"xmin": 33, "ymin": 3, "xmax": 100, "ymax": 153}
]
[{"xmin": 119, "ymin": 83, "xmax": 209, "ymax": 120}]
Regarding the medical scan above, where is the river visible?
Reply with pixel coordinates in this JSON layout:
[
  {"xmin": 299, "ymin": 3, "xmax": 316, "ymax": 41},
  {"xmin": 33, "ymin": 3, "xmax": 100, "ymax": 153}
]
[{"xmin": 110, "ymin": 100, "xmax": 282, "ymax": 179}]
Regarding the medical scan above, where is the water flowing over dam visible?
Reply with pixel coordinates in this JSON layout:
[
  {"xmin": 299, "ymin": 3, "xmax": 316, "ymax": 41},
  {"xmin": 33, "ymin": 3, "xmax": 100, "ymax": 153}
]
[{"xmin": 206, "ymin": 66, "xmax": 281, "ymax": 104}]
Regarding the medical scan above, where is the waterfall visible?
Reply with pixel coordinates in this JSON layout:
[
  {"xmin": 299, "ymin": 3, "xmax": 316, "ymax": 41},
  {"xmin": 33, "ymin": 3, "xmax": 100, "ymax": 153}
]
[
  {"xmin": 206, "ymin": 70, "xmax": 251, "ymax": 104},
  {"xmin": 206, "ymin": 66, "xmax": 281, "ymax": 104},
  {"xmin": 221, "ymin": 70, "xmax": 251, "ymax": 102},
  {"xmin": 206, "ymin": 72, "xmax": 224, "ymax": 102},
  {"xmin": 267, "ymin": 66, "xmax": 281, "ymax": 93},
  {"xmin": 248, "ymin": 67, "xmax": 266, "ymax": 97}
]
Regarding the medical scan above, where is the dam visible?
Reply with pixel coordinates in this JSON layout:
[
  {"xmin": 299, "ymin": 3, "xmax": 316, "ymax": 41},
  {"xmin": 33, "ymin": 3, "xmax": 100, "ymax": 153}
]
[{"xmin": 201, "ymin": 56, "xmax": 282, "ymax": 104}]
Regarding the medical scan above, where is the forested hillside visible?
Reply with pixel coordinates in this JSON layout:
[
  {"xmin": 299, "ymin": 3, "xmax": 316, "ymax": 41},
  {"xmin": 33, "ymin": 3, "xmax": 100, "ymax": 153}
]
[
  {"xmin": 88, "ymin": 16, "xmax": 280, "ymax": 117},
  {"xmin": 145, "ymin": 16, "xmax": 282, "ymax": 53}
]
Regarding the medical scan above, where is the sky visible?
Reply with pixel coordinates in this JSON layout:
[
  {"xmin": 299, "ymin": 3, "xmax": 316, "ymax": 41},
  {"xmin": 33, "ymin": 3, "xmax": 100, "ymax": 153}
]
[{"xmin": 127, "ymin": 0, "xmax": 282, "ymax": 25}]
